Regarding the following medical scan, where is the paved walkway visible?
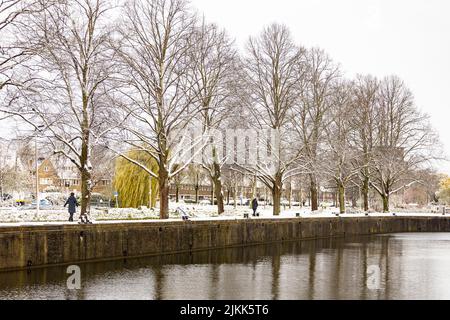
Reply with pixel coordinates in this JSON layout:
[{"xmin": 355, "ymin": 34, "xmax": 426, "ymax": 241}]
[{"xmin": 0, "ymin": 211, "xmax": 447, "ymax": 228}]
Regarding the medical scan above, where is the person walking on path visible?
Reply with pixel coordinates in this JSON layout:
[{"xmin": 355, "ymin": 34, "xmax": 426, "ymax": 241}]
[
  {"xmin": 252, "ymin": 198, "xmax": 258, "ymax": 217},
  {"xmin": 64, "ymin": 192, "xmax": 79, "ymax": 222}
]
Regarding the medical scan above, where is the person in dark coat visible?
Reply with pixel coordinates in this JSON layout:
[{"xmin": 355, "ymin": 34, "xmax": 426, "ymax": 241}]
[
  {"xmin": 64, "ymin": 193, "xmax": 79, "ymax": 222},
  {"xmin": 251, "ymin": 198, "xmax": 258, "ymax": 216}
]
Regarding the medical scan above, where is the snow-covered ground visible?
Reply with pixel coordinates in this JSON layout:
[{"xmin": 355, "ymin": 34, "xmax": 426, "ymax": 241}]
[{"xmin": 0, "ymin": 202, "xmax": 444, "ymax": 226}]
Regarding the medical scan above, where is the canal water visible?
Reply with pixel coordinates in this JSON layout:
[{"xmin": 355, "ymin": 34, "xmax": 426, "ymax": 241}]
[{"xmin": 1, "ymin": 233, "xmax": 450, "ymax": 300}]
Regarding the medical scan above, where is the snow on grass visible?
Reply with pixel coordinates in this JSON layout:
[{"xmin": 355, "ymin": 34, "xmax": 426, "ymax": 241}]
[{"xmin": 0, "ymin": 202, "xmax": 440, "ymax": 224}]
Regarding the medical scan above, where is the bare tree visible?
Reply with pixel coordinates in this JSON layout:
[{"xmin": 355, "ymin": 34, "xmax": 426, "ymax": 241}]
[
  {"xmin": 296, "ymin": 47, "xmax": 340, "ymax": 211},
  {"xmin": 370, "ymin": 76, "xmax": 440, "ymax": 212},
  {"xmin": 322, "ymin": 80, "xmax": 361, "ymax": 213},
  {"xmin": 191, "ymin": 20, "xmax": 240, "ymax": 214},
  {"xmin": 0, "ymin": 0, "xmax": 24, "ymax": 91},
  {"xmin": 0, "ymin": 137, "xmax": 40, "ymax": 202},
  {"xmin": 110, "ymin": 0, "xmax": 202, "ymax": 219},
  {"xmin": 415, "ymin": 169, "xmax": 442, "ymax": 204},
  {"xmin": 172, "ymin": 166, "xmax": 187, "ymax": 203},
  {"xmin": 90, "ymin": 146, "xmax": 115, "ymax": 193},
  {"xmin": 1, "ymin": 0, "xmax": 117, "ymax": 218},
  {"xmin": 352, "ymin": 74, "xmax": 379, "ymax": 212},
  {"xmin": 222, "ymin": 164, "xmax": 243, "ymax": 208},
  {"xmin": 0, "ymin": 0, "xmax": 56, "ymax": 92},
  {"xmin": 0, "ymin": 138, "xmax": 27, "ymax": 199},
  {"xmin": 187, "ymin": 163, "xmax": 207, "ymax": 204},
  {"xmin": 243, "ymin": 23, "xmax": 305, "ymax": 215}
]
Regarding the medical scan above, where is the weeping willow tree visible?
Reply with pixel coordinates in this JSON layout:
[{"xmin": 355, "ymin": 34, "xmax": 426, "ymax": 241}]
[{"xmin": 114, "ymin": 150, "xmax": 159, "ymax": 208}]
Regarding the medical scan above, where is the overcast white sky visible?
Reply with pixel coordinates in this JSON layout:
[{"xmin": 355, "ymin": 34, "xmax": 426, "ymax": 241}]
[{"xmin": 191, "ymin": 0, "xmax": 450, "ymax": 174}]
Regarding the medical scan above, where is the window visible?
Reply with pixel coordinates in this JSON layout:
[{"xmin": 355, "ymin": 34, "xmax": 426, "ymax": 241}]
[{"xmin": 40, "ymin": 178, "xmax": 53, "ymax": 185}]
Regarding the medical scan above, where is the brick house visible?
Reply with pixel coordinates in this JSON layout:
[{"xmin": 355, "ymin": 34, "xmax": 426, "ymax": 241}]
[
  {"xmin": 38, "ymin": 157, "xmax": 112, "ymax": 195},
  {"xmin": 37, "ymin": 159, "xmax": 60, "ymax": 192}
]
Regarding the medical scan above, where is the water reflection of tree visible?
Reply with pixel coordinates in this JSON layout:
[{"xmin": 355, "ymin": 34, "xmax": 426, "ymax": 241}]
[
  {"xmin": 209, "ymin": 264, "xmax": 220, "ymax": 300},
  {"xmin": 153, "ymin": 261, "xmax": 164, "ymax": 300},
  {"xmin": 271, "ymin": 244, "xmax": 281, "ymax": 300},
  {"xmin": 360, "ymin": 235, "xmax": 393, "ymax": 299},
  {"xmin": 361, "ymin": 240, "xmax": 368, "ymax": 299},
  {"xmin": 380, "ymin": 235, "xmax": 390, "ymax": 299},
  {"xmin": 0, "ymin": 235, "xmax": 404, "ymax": 300},
  {"xmin": 331, "ymin": 239, "xmax": 343, "ymax": 299},
  {"xmin": 307, "ymin": 240, "xmax": 316, "ymax": 300}
]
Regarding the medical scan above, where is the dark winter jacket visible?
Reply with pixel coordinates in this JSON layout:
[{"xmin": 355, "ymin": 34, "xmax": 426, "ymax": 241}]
[
  {"xmin": 64, "ymin": 196, "xmax": 79, "ymax": 214},
  {"xmin": 252, "ymin": 198, "xmax": 258, "ymax": 210}
]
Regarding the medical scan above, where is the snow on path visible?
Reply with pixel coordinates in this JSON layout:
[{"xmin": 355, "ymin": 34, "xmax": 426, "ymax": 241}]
[{"xmin": 0, "ymin": 203, "xmax": 445, "ymax": 228}]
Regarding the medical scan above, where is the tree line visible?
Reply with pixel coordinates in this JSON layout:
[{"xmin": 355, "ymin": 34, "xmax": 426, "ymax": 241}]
[{"xmin": 0, "ymin": 0, "xmax": 442, "ymax": 218}]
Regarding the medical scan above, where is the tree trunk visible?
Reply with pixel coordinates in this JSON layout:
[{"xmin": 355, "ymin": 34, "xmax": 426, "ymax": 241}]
[
  {"xmin": 310, "ymin": 175, "xmax": 318, "ymax": 211},
  {"xmin": 363, "ymin": 176, "xmax": 369, "ymax": 212},
  {"xmin": 209, "ymin": 144, "xmax": 225, "ymax": 213},
  {"xmin": 195, "ymin": 185, "xmax": 199, "ymax": 204},
  {"xmin": 175, "ymin": 184, "xmax": 179, "ymax": 203},
  {"xmin": 272, "ymin": 188, "xmax": 281, "ymax": 216},
  {"xmin": 159, "ymin": 167, "xmax": 169, "ymax": 219},
  {"xmin": 80, "ymin": 166, "xmax": 92, "ymax": 216},
  {"xmin": 382, "ymin": 194, "xmax": 389, "ymax": 213},
  {"xmin": 233, "ymin": 181, "xmax": 238, "ymax": 209},
  {"xmin": 351, "ymin": 190, "xmax": 357, "ymax": 208},
  {"xmin": 80, "ymin": 99, "xmax": 91, "ymax": 217},
  {"xmin": 338, "ymin": 182, "xmax": 345, "ymax": 214},
  {"xmin": 433, "ymin": 193, "xmax": 438, "ymax": 203},
  {"xmin": 213, "ymin": 177, "xmax": 224, "ymax": 214},
  {"xmin": 299, "ymin": 189, "xmax": 303, "ymax": 207},
  {"xmin": 250, "ymin": 174, "xmax": 257, "ymax": 209},
  {"xmin": 265, "ymin": 187, "xmax": 268, "ymax": 206},
  {"xmin": 288, "ymin": 180, "xmax": 292, "ymax": 209},
  {"xmin": 210, "ymin": 178, "xmax": 214, "ymax": 205},
  {"xmin": 212, "ymin": 167, "xmax": 224, "ymax": 214},
  {"xmin": 272, "ymin": 174, "xmax": 282, "ymax": 216},
  {"xmin": 0, "ymin": 176, "xmax": 3, "ymax": 201},
  {"xmin": 333, "ymin": 191, "xmax": 337, "ymax": 207}
]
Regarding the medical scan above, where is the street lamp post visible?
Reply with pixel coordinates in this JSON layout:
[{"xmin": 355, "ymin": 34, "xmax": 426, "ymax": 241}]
[
  {"xmin": 35, "ymin": 132, "xmax": 39, "ymax": 218},
  {"xmin": 34, "ymin": 125, "xmax": 44, "ymax": 219}
]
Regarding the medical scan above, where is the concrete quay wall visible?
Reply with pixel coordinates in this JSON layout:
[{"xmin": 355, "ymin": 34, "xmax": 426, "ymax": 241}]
[{"xmin": 1, "ymin": 216, "xmax": 449, "ymax": 271}]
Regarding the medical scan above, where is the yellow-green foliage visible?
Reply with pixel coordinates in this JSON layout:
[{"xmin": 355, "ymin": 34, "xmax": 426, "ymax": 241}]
[
  {"xmin": 114, "ymin": 150, "xmax": 159, "ymax": 208},
  {"xmin": 439, "ymin": 176, "xmax": 450, "ymax": 204}
]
